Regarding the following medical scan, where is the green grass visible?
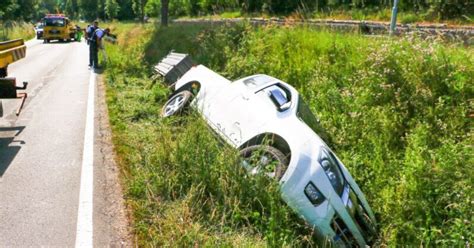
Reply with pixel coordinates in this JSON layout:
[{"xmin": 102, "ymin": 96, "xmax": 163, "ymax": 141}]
[
  {"xmin": 105, "ymin": 22, "xmax": 473, "ymax": 246},
  {"xmin": 313, "ymin": 8, "xmax": 473, "ymax": 24},
  {"xmin": 0, "ymin": 22, "xmax": 35, "ymax": 41},
  {"xmin": 177, "ymin": 8, "xmax": 473, "ymax": 25}
]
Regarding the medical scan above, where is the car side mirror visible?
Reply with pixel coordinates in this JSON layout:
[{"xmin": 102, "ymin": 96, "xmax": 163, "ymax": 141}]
[{"xmin": 269, "ymin": 89, "xmax": 291, "ymax": 111}]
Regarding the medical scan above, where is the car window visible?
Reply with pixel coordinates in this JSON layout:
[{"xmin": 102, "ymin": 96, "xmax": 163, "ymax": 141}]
[
  {"xmin": 44, "ymin": 18, "xmax": 65, "ymax": 27},
  {"xmin": 297, "ymin": 97, "xmax": 331, "ymax": 143},
  {"xmin": 259, "ymin": 84, "xmax": 292, "ymax": 111}
]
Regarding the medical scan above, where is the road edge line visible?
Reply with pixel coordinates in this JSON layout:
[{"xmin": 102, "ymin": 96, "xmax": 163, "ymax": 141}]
[{"xmin": 75, "ymin": 71, "xmax": 95, "ymax": 247}]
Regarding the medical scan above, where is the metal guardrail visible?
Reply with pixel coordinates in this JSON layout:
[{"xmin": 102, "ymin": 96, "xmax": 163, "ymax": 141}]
[
  {"xmin": 0, "ymin": 39, "xmax": 26, "ymax": 69},
  {"xmin": 173, "ymin": 18, "xmax": 474, "ymax": 44}
]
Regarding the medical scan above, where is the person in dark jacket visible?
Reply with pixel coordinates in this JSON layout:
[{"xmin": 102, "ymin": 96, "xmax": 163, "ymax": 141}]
[
  {"xmin": 89, "ymin": 27, "xmax": 110, "ymax": 69},
  {"xmin": 86, "ymin": 21, "xmax": 99, "ymax": 67}
]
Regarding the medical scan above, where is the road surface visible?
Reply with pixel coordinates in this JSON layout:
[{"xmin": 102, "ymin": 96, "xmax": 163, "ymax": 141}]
[{"xmin": 0, "ymin": 39, "xmax": 130, "ymax": 246}]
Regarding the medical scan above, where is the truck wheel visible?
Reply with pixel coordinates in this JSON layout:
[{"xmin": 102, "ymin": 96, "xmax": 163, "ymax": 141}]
[
  {"xmin": 0, "ymin": 67, "xmax": 7, "ymax": 78},
  {"xmin": 161, "ymin": 90, "xmax": 193, "ymax": 117},
  {"xmin": 240, "ymin": 145, "xmax": 288, "ymax": 180}
]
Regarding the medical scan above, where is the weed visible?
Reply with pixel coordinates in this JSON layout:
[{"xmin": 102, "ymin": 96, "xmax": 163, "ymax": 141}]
[{"xmin": 105, "ymin": 22, "xmax": 474, "ymax": 246}]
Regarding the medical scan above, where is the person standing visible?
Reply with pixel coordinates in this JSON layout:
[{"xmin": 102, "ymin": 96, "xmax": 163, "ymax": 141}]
[
  {"xmin": 75, "ymin": 25, "xmax": 83, "ymax": 41},
  {"xmin": 86, "ymin": 21, "xmax": 99, "ymax": 67},
  {"xmin": 89, "ymin": 28, "xmax": 110, "ymax": 69}
]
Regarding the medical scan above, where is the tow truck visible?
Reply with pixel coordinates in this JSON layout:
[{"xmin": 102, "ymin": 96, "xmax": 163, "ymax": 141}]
[
  {"xmin": 0, "ymin": 39, "xmax": 28, "ymax": 117},
  {"xmin": 42, "ymin": 14, "xmax": 77, "ymax": 43}
]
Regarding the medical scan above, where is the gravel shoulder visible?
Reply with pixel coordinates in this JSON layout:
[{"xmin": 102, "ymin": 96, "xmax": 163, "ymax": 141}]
[{"xmin": 93, "ymin": 74, "xmax": 133, "ymax": 247}]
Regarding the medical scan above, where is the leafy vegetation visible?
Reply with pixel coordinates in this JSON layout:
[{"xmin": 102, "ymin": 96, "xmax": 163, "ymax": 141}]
[
  {"xmin": 161, "ymin": 0, "xmax": 473, "ymax": 22},
  {"xmin": 1, "ymin": 0, "xmax": 472, "ymax": 24},
  {"xmin": 105, "ymin": 22, "xmax": 473, "ymax": 246},
  {"xmin": 0, "ymin": 21, "xmax": 35, "ymax": 41}
]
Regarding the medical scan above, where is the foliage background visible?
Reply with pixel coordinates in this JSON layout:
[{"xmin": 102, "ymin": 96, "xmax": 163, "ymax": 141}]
[
  {"xmin": 0, "ymin": 0, "xmax": 473, "ymax": 23},
  {"xmin": 104, "ymin": 22, "xmax": 473, "ymax": 246}
]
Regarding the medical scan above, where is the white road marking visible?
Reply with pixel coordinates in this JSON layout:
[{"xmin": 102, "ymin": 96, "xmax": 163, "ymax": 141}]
[{"xmin": 75, "ymin": 71, "xmax": 96, "ymax": 247}]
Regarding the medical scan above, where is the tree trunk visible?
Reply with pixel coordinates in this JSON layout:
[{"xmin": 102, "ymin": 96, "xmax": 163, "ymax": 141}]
[{"xmin": 161, "ymin": 0, "xmax": 169, "ymax": 26}]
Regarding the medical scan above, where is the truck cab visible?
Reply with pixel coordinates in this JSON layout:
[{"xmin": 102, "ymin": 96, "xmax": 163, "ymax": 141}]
[{"xmin": 42, "ymin": 14, "xmax": 76, "ymax": 43}]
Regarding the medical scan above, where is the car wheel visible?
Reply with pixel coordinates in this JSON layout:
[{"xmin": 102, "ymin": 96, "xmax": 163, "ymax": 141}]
[
  {"xmin": 240, "ymin": 145, "xmax": 288, "ymax": 180},
  {"xmin": 161, "ymin": 90, "xmax": 193, "ymax": 117},
  {"xmin": 0, "ymin": 67, "xmax": 7, "ymax": 77}
]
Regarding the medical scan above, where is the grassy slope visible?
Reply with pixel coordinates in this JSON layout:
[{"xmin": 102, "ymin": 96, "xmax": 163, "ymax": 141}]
[
  {"xmin": 105, "ymin": 22, "xmax": 473, "ymax": 246},
  {"xmin": 0, "ymin": 22, "xmax": 35, "ymax": 41},
  {"xmin": 177, "ymin": 9, "xmax": 474, "ymax": 25}
]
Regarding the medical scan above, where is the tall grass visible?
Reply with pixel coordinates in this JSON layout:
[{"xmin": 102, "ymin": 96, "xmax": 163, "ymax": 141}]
[
  {"xmin": 104, "ymin": 23, "xmax": 317, "ymax": 246},
  {"xmin": 106, "ymin": 22, "xmax": 473, "ymax": 246},
  {"xmin": 0, "ymin": 22, "xmax": 35, "ymax": 41}
]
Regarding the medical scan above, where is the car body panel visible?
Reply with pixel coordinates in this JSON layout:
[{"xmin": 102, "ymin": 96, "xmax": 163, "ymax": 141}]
[{"xmin": 171, "ymin": 65, "xmax": 376, "ymax": 246}]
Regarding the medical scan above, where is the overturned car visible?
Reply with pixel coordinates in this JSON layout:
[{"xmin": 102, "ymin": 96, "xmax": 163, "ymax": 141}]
[{"xmin": 157, "ymin": 53, "xmax": 377, "ymax": 246}]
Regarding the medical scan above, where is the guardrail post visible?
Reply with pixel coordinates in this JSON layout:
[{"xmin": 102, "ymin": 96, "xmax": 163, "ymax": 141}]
[{"xmin": 390, "ymin": 0, "xmax": 399, "ymax": 35}]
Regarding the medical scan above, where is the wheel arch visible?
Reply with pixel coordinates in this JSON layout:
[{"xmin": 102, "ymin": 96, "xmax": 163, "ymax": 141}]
[
  {"xmin": 175, "ymin": 80, "xmax": 201, "ymax": 96},
  {"xmin": 239, "ymin": 133, "xmax": 292, "ymax": 163}
]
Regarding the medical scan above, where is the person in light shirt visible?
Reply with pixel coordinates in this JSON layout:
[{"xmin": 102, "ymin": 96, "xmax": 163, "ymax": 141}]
[{"xmin": 89, "ymin": 28, "xmax": 110, "ymax": 69}]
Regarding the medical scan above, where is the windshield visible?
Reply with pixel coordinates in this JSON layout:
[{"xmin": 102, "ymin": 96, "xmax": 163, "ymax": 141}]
[
  {"xmin": 297, "ymin": 98, "xmax": 319, "ymax": 130},
  {"xmin": 44, "ymin": 18, "xmax": 65, "ymax": 27},
  {"xmin": 296, "ymin": 97, "xmax": 331, "ymax": 143}
]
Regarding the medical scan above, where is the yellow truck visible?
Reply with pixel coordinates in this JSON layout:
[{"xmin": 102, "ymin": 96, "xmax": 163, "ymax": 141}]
[
  {"xmin": 0, "ymin": 39, "xmax": 28, "ymax": 116},
  {"xmin": 42, "ymin": 14, "xmax": 77, "ymax": 43},
  {"xmin": 0, "ymin": 39, "xmax": 26, "ymax": 77}
]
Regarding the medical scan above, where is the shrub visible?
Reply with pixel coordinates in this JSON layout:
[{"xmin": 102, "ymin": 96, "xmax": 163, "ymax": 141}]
[{"xmin": 106, "ymin": 22, "xmax": 474, "ymax": 246}]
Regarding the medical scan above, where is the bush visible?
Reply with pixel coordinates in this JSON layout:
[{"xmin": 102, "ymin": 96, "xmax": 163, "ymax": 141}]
[{"xmin": 106, "ymin": 22, "xmax": 474, "ymax": 246}]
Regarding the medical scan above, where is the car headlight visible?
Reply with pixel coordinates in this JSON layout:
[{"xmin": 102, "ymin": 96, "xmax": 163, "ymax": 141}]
[
  {"xmin": 304, "ymin": 182, "xmax": 325, "ymax": 205},
  {"xmin": 319, "ymin": 149, "xmax": 345, "ymax": 196}
]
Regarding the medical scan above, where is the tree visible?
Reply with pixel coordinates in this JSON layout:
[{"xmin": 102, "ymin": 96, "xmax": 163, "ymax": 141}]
[
  {"xmin": 161, "ymin": 0, "xmax": 168, "ymax": 26},
  {"xmin": 105, "ymin": 0, "xmax": 120, "ymax": 19},
  {"xmin": 132, "ymin": 0, "xmax": 147, "ymax": 21},
  {"xmin": 78, "ymin": 0, "xmax": 98, "ymax": 21},
  {"xmin": 0, "ymin": 0, "xmax": 20, "ymax": 20},
  {"xmin": 65, "ymin": 0, "xmax": 79, "ymax": 19}
]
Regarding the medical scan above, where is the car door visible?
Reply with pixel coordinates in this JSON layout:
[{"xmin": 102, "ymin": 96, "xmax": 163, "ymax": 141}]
[
  {"xmin": 202, "ymin": 81, "xmax": 275, "ymax": 146},
  {"xmin": 201, "ymin": 81, "xmax": 246, "ymax": 145}
]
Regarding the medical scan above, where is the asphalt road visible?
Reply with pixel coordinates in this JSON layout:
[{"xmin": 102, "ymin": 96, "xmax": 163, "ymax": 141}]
[{"xmin": 0, "ymin": 39, "xmax": 129, "ymax": 246}]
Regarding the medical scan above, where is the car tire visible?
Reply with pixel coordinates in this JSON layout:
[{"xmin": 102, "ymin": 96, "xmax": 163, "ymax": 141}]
[
  {"xmin": 0, "ymin": 67, "xmax": 7, "ymax": 77},
  {"xmin": 240, "ymin": 145, "xmax": 288, "ymax": 180},
  {"xmin": 161, "ymin": 90, "xmax": 193, "ymax": 117}
]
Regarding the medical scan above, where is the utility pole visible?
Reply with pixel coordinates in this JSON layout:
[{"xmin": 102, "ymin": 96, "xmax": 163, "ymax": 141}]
[
  {"xmin": 389, "ymin": 0, "xmax": 399, "ymax": 35},
  {"xmin": 161, "ymin": 0, "xmax": 169, "ymax": 27}
]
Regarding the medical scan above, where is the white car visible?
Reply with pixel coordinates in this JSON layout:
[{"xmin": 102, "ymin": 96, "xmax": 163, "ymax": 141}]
[
  {"xmin": 160, "ymin": 62, "xmax": 377, "ymax": 246},
  {"xmin": 35, "ymin": 23, "xmax": 44, "ymax": 39}
]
